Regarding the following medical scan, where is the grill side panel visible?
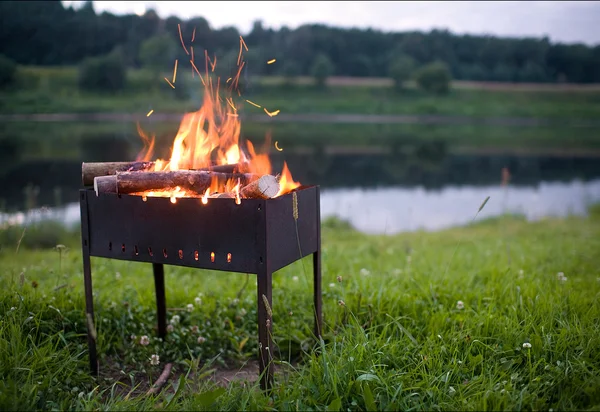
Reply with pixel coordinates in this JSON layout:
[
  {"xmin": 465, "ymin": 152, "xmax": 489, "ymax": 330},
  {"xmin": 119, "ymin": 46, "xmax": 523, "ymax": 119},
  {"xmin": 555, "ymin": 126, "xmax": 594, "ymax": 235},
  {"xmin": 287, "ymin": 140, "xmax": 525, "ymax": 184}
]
[{"xmin": 266, "ymin": 186, "xmax": 319, "ymax": 272}]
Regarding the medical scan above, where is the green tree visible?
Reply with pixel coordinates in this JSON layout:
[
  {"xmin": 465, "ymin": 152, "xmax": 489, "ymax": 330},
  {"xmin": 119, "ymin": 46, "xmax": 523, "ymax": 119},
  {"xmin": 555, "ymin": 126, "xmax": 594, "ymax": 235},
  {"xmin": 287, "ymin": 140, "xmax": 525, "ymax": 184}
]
[
  {"xmin": 0, "ymin": 54, "xmax": 17, "ymax": 89},
  {"xmin": 78, "ymin": 51, "xmax": 127, "ymax": 92},
  {"xmin": 414, "ymin": 61, "xmax": 452, "ymax": 94},
  {"xmin": 310, "ymin": 53, "xmax": 334, "ymax": 89},
  {"xmin": 281, "ymin": 61, "xmax": 301, "ymax": 89},
  {"xmin": 138, "ymin": 34, "xmax": 178, "ymax": 76},
  {"xmin": 388, "ymin": 54, "xmax": 416, "ymax": 91}
]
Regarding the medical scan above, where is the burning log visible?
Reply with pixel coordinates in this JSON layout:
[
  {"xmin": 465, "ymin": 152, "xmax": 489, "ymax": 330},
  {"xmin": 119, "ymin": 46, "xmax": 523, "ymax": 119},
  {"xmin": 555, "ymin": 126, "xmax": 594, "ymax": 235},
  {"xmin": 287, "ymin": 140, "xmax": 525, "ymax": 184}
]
[
  {"xmin": 82, "ymin": 161, "xmax": 247, "ymax": 186},
  {"xmin": 240, "ymin": 174, "xmax": 280, "ymax": 199},
  {"xmin": 93, "ymin": 170, "xmax": 258, "ymax": 196},
  {"xmin": 82, "ymin": 162, "xmax": 154, "ymax": 186}
]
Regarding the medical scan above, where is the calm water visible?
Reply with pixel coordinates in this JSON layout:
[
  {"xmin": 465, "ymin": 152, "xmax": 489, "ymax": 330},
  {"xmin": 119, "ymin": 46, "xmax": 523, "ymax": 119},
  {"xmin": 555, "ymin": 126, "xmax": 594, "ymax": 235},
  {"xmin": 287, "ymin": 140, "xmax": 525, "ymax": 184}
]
[{"xmin": 1, "ymin": 122, "xmax": 600, "ymax": 233}]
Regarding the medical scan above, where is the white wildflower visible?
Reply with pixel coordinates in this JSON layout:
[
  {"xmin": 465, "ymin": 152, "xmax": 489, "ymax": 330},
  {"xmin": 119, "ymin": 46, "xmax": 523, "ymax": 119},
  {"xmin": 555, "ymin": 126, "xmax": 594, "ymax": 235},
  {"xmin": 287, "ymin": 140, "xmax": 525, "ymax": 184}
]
[
  {"xmin": 115, "ymin": 272, "xmax": 121, "ymax": 280},
  {"xmin": 232, "ymin": 298, "xmax": 239, "ymax": 305},
  {"xmin": 197, "ymin": 336, "xmax": 206, "ymax": 344},
  {"xmin": 166, "ymin": 324, "xmax": 174, "ymax": 333},
  {"xmin": 329, "ymin": 283, "xmax": 335, "ymax": 288},
  {"xmin": 456, "ymin": 300, "xmax": 465, "ymax": 310},
  {"xmin": 518, "ymin": 269, "xmax": 524, "ymax": 275},
  {"xmin": 10, "ymin": 307, "xmax": 16, "ymax": 311},
  {"xmin": 523, "ymin": 342, "xmax": 532, "ymax": 349},
  {"xmin": 360, "ymin": 268, "xmax": 370, "ymax": 276},
  {"xmin": 186, "ymin": 304, "xmax": 194, "ymax": 312},
  {"xmin": 195, "ymin": 296, "xmax": 202, "ymax": 306},
  {"xmin": 140, "ymin": 335, "xmax": 150, "ymax": 346},
  {"xmin": 292, "ymin": 276, "xmax": 299, "ymax": 282},
  {"xmin": 406, "ymin": 255, "xmax": 412, "ymax": 263},
  {"xmin": 150, "ymin": 354, "xmax": 160, "ymax": 366},
  {"xmin": 170, "ymin": 315, "xmax": 180, "ymax": 325},
  {"xmin": 557, "ymin": 272, "xmax": 567, "ymax": 282},
  {"xmin": 240, "ymin": 308, "xmax": 247, "ymax": 316}
]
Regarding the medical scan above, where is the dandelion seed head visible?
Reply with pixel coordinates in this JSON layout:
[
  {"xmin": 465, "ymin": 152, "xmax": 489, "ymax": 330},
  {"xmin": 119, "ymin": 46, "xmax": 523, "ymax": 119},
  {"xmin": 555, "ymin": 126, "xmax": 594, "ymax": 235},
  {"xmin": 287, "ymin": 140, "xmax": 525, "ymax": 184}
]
[
  {"xmin": 523, "ymin": 342, "xmax": 532, "ymax": 349},
  {"xmin": 187, "ymin": 304, "xmax": 194, "ymax": 312},
  {"xmin": 456, "ymin": 300, "xmax": 465, "ymax": 310}
]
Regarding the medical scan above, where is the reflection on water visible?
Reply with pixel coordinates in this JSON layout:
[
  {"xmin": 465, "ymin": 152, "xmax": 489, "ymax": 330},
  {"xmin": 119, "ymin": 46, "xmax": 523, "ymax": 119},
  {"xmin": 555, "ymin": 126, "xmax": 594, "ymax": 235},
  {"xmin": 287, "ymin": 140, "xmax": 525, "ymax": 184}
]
[
  {"xmin": 321, "ymin": 179, "xmax": 600, "ymax": 234},
  {"xmin": 3, "ymin": 179, "xmax": 599, "ymax": 234},
  {"xmin": 2, "ymin": 124, "xmax": 600, "ymax": 233}
]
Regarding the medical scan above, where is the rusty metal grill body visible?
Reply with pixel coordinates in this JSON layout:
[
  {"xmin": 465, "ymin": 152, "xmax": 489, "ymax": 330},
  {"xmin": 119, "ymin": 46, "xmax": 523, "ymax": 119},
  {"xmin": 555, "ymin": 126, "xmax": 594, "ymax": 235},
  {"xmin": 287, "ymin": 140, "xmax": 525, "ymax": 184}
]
[{"xmin": 79, "ymin": 185, "xmax": 322, "ymax": 390}]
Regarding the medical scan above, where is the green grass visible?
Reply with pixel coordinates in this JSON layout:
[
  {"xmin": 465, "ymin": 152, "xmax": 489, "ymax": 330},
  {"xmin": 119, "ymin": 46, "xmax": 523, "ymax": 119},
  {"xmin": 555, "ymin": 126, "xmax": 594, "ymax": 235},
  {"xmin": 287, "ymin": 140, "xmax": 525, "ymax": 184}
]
[
  {"xmin": 2, "ymin": 66, "xmax": 600, "ymax": 122},
  {"xmin": 1, "ymin": 210, "xmax": 600, "ymax": 410}
]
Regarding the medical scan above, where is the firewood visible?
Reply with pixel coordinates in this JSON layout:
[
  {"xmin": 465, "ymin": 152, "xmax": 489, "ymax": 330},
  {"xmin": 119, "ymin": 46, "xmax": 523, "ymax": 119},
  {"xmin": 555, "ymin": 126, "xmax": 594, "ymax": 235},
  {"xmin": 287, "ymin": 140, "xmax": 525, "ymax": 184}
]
[
  {"xmin": 82, "ymin": 161, "xmax": 247, "ymax": 186},
  {"xmin": 93, "ymin": 170, "xmax": 258, "ymax": 196},
  {"xmin": 240, "ymin": 174, "xmax": 280, "ymax": 199},
  {"xmin": 82, "ymin": 162, "xmax": 154, "ymax": 186}
]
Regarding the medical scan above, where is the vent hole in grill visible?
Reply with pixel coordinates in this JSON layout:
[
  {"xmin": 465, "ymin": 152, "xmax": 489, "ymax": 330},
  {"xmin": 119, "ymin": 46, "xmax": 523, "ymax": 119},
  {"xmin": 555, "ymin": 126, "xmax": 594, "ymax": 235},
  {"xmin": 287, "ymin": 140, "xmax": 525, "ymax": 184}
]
[
  {"xmin": 210, "ymin": 252, "xmax": 215, "ymax": 263},
  {"xmin": 108, "ymin": 242, "xmax": 112, "ymax": 251},
  {"xmin": 194, "ymin": 251, "xmax": 199, "ymax": 261},
  {"xmin": 121, "ymin": 244, "xmax": 125, "ymax": 252},
  {"xmin": 148, "ymin": 247, "xmax": 153, "ymax": 257},
  {"xmin": 163, "ymin": 249, "xmax": 168, "ymax": 258},
  {"xmin": 259, "ymin": 256, "xmax": 263, "ymax": 264},
  {"xmin": 178, "ymin": 249, "xmax": 183, "ymax": 259},
  {"xmin": 227, "ymin": 253, "xmax": 232, "ymax": 263},
  {"xmin": 134, "ymin": 246, "xmax": 139, "ymax": 256}
]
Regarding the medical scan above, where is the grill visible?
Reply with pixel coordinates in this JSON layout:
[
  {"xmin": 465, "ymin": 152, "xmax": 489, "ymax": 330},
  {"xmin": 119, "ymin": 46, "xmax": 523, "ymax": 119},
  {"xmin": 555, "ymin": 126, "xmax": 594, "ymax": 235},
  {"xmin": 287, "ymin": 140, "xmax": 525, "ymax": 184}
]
[{"xmin": 79, "ymin": 185, "xmax": 322, "ymax": 390}]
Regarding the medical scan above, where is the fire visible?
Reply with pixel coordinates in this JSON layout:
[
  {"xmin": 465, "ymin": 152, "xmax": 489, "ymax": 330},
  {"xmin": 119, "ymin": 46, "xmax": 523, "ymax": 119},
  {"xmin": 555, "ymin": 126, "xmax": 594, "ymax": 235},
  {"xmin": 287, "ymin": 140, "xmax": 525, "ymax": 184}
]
[
  {"xmin": 277, "ymin": 162, "xmax": 301, "ymax": 197},
  {"xmin": 135, "ymin": 34, "xmax": 300, "ymax": 200}
]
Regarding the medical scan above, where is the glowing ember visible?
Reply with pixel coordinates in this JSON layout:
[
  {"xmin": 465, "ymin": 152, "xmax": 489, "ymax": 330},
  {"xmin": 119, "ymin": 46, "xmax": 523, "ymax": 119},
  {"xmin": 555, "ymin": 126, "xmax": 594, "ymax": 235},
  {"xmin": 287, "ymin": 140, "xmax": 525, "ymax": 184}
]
[{"xmin": 135, "ymin": 34, "xmax": 299, "ymax": 200}]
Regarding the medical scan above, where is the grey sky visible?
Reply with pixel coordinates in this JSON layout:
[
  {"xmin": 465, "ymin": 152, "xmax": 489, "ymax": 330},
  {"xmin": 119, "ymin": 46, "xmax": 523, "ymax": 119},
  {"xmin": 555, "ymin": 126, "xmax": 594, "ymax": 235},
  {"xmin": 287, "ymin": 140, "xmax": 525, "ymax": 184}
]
[{"xmin": 63, "ymin": 1, "xmax": 600, "ymax": 45}]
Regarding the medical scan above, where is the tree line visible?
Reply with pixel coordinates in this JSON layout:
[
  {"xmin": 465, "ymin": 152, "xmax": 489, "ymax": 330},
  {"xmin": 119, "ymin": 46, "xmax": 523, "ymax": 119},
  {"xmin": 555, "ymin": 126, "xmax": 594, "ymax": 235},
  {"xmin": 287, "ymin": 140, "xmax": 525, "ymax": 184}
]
[{"xmin": 1, "ymin": 0, "xmax": 599, "ymax": 84}]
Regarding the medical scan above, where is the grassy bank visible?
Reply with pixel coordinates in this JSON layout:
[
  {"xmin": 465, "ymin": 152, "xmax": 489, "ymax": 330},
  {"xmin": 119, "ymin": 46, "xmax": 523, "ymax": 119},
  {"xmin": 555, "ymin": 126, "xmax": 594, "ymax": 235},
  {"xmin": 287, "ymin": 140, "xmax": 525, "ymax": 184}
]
[
  {"xmin": 1, "ymin": 66, "xmax": 600, "ymax": 121},
  {"xmin": 1, "ymin": 208, "xmax": 600, "ymax": 410},
  {"xmin": 3, "ymin": 118, "xmax": 600, "ymax": 160}
]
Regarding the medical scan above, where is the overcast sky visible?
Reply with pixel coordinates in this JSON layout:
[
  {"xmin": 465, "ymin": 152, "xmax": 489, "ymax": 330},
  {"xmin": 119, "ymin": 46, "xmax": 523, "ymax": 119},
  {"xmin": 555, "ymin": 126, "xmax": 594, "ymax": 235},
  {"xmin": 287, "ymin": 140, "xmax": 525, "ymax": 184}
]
[{"xmin": 63, "ymin": 1, "xmax": 600, "ymax": 45}]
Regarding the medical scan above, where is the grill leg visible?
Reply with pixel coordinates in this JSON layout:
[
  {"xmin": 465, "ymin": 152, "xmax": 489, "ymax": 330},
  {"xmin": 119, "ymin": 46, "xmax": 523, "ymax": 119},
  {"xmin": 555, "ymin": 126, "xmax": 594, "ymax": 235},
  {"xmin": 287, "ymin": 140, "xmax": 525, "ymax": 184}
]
[
  {"xmin": 257, "ymin": 268, "xmax": 273, "ymax": 391},
  {"xmin": 313, "ymin": 251, "xmax": 322, "ymax": 338},
  {"xmin": 82, "ymin": 250, "xmax": 98, "ymax": 375},
  {"xmin": 152, "ymin": 264, "xmax": 167, "ymax": 339}
]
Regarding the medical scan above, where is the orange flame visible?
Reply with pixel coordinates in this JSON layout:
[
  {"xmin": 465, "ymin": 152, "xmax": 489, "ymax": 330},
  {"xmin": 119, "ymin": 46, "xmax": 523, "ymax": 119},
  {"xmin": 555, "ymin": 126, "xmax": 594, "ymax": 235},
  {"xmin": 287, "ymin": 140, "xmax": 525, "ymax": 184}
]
[
  {"xmin": 136, "ymin": 35, "xmax": 299, "ymax": 199},
  {"xmin": 277, "ymin": 162, "xmax": 301, "ymax": 197}
]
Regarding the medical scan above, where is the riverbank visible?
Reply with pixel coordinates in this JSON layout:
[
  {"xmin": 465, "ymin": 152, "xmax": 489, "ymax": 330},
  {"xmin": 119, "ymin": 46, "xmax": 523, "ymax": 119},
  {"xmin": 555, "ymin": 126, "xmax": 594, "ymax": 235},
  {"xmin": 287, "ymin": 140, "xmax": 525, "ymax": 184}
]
[
  {"xmin": 1, "ymin": 209, "xmax": 599, "ymax": 410},
  {"xmin": 2, "ymin": 68, "xmax": 600, "ymax": 120}
]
